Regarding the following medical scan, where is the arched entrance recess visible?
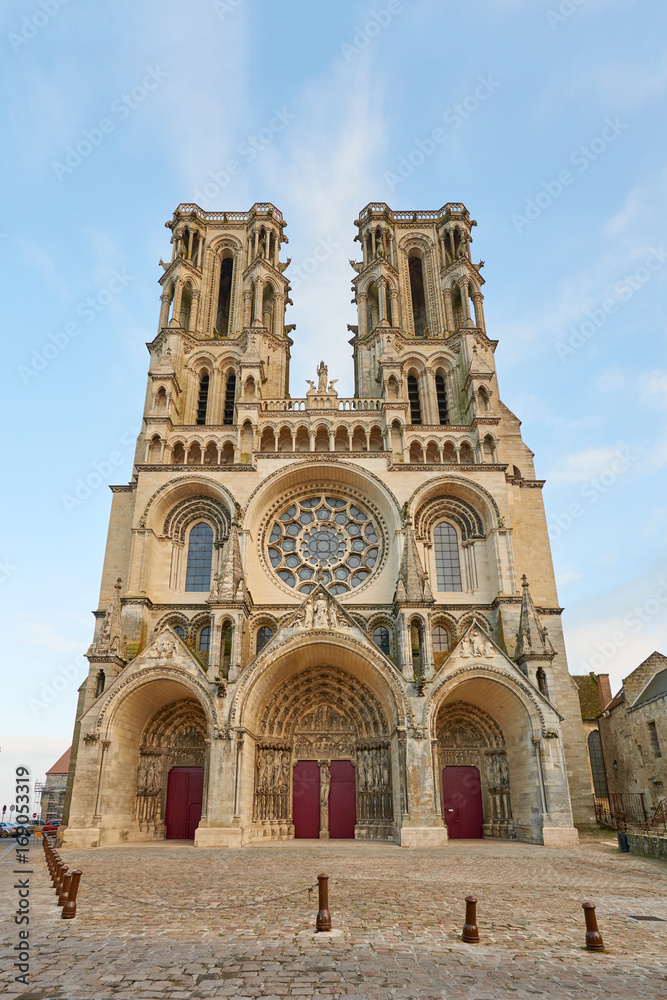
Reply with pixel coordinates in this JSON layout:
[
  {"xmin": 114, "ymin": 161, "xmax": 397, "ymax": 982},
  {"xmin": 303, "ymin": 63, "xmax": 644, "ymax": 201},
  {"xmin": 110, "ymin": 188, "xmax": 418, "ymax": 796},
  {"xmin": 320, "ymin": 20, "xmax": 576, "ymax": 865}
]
[
  {"xmin": 233, "ymin": 637, "xmax": 406, "ymax": 842},
  {"xmin": 427, "ymin": 671, "xmax": 550, "ymax": 844},
  {"xmin": 93, "ymin": 676, "xmax": 213, "ymax": 846}
]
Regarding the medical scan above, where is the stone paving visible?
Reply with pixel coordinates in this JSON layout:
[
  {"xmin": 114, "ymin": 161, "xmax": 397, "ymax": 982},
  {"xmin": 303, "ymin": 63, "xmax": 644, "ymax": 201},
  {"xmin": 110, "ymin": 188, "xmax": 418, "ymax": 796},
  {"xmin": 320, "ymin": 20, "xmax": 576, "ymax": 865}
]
[{"xmin": 1, "ymin": 833, "xmax": 667, "ymax": 999}]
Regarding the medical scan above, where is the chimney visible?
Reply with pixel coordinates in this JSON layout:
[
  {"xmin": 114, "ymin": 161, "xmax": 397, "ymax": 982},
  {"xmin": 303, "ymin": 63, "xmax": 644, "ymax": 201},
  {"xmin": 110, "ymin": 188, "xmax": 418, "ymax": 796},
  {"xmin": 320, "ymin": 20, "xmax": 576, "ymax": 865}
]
[{"xmin": 596, "ymin": 673, "xmax": 612, "ymax": 711}]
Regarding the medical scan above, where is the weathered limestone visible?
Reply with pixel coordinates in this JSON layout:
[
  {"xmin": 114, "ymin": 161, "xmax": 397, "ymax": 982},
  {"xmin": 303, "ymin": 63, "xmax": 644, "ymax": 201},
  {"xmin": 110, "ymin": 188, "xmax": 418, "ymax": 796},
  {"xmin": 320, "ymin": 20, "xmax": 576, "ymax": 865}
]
[{"xmin": 61, "ymin": 201, "xmax": 591, "ymax": 852}]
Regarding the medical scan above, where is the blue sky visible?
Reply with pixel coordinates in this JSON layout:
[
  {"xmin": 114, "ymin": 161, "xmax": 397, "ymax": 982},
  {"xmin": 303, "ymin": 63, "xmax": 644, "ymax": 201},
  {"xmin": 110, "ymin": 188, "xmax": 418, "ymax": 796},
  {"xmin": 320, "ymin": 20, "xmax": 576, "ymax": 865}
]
[{"xmin": 1, "ymin": 0, "xmax": 666, "ymax": 811}]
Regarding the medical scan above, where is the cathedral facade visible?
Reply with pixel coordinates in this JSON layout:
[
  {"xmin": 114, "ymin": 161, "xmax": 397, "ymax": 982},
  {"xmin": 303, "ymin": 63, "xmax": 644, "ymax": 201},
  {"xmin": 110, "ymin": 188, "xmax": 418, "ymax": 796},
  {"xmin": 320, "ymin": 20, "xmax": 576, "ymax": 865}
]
[{"xmin": 62, "ymin": 201, "xmax": 593, "ymax": 848}]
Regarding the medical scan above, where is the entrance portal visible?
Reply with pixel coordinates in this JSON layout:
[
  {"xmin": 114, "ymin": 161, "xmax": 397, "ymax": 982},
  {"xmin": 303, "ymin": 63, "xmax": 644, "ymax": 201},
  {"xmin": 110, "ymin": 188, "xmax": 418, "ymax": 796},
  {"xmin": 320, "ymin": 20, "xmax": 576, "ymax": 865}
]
[
  {"xmin": 165, "ymin": 766, "xmax": 204, "ymax": 839},
  {"xmin": 328, "ymin": 760, "xmax": 356, "ymax": 839},
  {"xmin": 293, "ymin": 760, "xmax": 320, "ymax": 838},
  {"xmin": 442, "ymin": 765, "xmax": 483, "ymax": 839}
]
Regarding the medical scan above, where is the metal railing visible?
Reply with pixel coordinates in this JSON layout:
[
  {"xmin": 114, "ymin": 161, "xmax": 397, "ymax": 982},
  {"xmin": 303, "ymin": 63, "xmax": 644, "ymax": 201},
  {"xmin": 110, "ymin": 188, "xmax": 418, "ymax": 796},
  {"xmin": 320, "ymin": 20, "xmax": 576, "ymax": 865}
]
[{"xmin": 594, "ymin": 793, "xmax": 667, "ymax": 834}]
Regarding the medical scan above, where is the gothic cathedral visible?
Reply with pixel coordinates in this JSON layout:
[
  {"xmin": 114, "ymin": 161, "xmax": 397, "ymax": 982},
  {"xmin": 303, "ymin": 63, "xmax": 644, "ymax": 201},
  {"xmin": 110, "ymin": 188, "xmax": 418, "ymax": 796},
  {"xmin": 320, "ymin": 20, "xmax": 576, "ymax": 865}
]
[{"xmin": 62, "ymin": 201, "xmax": 593, "ymax": 848}]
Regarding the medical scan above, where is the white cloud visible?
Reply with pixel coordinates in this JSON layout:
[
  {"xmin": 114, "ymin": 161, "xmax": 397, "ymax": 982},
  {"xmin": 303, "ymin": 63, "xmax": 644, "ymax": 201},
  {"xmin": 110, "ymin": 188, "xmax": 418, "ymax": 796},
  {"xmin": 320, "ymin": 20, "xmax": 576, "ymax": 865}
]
[
  {"xmin": 638, "ymin": 370, "xmax": 667, "ymax": 408},
  {"xmin": 547, "ymin": 442, "xmax": 632, "ymax": 483}
]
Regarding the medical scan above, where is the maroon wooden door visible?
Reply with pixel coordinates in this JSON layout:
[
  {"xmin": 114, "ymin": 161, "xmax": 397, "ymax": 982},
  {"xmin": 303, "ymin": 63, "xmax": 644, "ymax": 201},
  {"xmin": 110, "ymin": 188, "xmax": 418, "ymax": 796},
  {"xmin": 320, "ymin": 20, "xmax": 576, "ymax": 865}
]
[
  {"xmin": 328, "ymin": 760, "xmax": 356, "ymax": 839},
  {"xmin": 165, "ymin": 767, "xmax": 204, "ymax": 840},
  {"xmin": 442, "ymin": 766, "xmax": 483, "ymax": 839},
  {"xmin": 293, "ymin": 760, "xmax": 320, "ymax": 838}
]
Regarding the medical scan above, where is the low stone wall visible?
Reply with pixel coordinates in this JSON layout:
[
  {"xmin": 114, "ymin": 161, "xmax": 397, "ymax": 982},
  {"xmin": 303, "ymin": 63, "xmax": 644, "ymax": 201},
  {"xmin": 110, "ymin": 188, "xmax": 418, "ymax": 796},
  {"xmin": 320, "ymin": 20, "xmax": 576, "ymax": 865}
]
[{"xmin": 627, "ymin": 833, "xmax": 667, "ymax": 860}]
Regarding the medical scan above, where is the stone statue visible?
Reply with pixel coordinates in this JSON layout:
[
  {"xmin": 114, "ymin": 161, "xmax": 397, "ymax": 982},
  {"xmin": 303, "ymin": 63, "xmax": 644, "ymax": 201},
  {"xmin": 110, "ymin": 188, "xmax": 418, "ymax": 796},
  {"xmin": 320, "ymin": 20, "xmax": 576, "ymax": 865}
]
[
  {"xmin": 471, "ymin": 631, "xmax": 485, "ymax": 657},
  {"xmin": 302, "ymin": 599, "xmax": 313, "ymax": 629},
  {"xmin": 328, "ymin": 601, "xmax": 337, "ymax": 630},
  {"xmin": 305, "ymin": 379, "xmax": 316, "ymax": 392},
  {"xmin": 456, "ymin": 231, "xmax": 471, "ymax": 259},
  {"xmin": 314, "ymin": 595, "xmax": 329, "ymax": 629},
  {"xmin": 320, "ymin": 767, "xmax": 331, "ymax": 807},
  {"xmin": 317, "ymin": 361, "xmax": 328, "ymax": 392},
  {"xmin": 327, "ymin": 379, "xmax": 338, "ymax": 392},
  {"xmin": 459, "ymin": 635, "xmax": 472, "ymax": 658}
]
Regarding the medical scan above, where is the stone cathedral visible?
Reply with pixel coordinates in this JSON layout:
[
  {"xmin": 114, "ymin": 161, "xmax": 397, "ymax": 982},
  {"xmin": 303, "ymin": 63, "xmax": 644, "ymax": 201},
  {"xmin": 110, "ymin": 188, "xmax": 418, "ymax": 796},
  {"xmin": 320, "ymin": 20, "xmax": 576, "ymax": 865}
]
[{"xmin": 62, "ymin": 201, "xmax": 593, "ymax": 849}]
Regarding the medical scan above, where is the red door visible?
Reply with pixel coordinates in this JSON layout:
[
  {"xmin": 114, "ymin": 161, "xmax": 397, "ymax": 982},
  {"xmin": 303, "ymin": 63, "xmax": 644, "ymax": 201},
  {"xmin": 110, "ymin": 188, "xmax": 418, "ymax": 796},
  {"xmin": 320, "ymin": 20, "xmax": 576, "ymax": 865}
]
[
  {"xmin": 165, "ymin": 767, "xmax": 204, "ymax": 840},
  {"xmin": 293, "ymin": 760, "xmax": 320, "ymax": 838},
  {"xmin": 329, "ymin": 760, "xmax": 356, "ymax": 839},
  {"xmin": 442, "ymin": 766, "xmax": 483, "ymax": 839}
]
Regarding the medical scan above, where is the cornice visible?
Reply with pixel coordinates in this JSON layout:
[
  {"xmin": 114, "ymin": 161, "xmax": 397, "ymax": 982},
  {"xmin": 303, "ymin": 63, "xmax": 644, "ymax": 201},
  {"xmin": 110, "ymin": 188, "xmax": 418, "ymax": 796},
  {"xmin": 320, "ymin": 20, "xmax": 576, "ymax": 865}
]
[
  {"xmin": 134, "ymin": 464, "xmax": 256, "ymax": 473},
  {"xmin": 110, "ymin": 484, "xmax": 136, "ymax": 493}
]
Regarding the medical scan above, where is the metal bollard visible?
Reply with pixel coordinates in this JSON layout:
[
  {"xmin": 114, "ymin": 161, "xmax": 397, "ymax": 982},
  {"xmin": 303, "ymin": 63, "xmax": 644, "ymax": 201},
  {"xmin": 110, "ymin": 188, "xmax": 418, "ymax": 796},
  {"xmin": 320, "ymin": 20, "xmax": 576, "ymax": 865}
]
[
  {"xmin": 315, "ymin": 873, "xmax": 332, "ymax": 932},
  {"xmin": 62, "ymin": 869, "xmax": 82, "ymax": 920},
  {"xmin": 50, "ymin": 854, "xmax": 60, "ymax": 886},
  {"xmin": 55, "ymin": 860, "xmax": 67, "ymax": 896},
  {"xmin": 582, "ymin": 902, "xmax": 604, "ymax": 951},
  {"xmin": 462, "ymin": 895, "xmax": 480, "ymax": 943},
  {"xmin": 58, "ymin": 871, "xmax": 73, "ymax": 907}
]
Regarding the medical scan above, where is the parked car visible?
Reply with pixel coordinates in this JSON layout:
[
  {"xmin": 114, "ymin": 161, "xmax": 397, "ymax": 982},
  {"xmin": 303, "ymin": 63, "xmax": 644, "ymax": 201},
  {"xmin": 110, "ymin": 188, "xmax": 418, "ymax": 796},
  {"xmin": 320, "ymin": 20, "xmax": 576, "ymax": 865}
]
[
  {"xmin": 0, "ymin": 822, "xmax": 19, "ymax": 838},
  {"xmin": 41, "ymin": 820, "xmax": 61, "ymax": 835}
]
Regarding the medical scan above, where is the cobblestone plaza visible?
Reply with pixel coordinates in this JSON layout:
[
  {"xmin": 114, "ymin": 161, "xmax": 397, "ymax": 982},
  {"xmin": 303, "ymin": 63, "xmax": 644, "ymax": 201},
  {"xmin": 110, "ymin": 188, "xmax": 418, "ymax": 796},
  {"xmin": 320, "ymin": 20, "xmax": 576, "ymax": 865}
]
[{"xmin": 3, "ymin": 835, "xmax": 666, "ymax": 999}]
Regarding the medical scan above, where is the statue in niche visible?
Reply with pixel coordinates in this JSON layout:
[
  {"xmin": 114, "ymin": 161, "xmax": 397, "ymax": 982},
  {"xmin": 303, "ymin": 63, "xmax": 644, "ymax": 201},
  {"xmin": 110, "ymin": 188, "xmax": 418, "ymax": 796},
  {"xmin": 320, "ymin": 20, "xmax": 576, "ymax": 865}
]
[
  {"xmin": 456, "ymin": 231, "xmax": 471, "ymax": 259},
  {"xmin": 459, "ymin": 635, "xmax": 472, "ymax": 658},
  {"xmin": 328, "ymin": 601, "xmax": 338, "ymax": 630},
  {"xmin": 301, "ymin": 599, "xmax": 314, "ymax": 630},
  {"xmin": 471, "ymin": 631, "xmax": 485, "ymax": 657},
  {"xmin": 317, "ymin": 361, "xmax": 328, "ymax": 392}
]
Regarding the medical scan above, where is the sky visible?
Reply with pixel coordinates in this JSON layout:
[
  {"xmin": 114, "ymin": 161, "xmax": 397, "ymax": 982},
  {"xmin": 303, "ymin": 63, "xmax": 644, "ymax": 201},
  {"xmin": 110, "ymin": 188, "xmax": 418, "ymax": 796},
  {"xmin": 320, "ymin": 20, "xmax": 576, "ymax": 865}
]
[{"xmin": 1, "ymin": 0, "xmax": 666, "ymax": 813}]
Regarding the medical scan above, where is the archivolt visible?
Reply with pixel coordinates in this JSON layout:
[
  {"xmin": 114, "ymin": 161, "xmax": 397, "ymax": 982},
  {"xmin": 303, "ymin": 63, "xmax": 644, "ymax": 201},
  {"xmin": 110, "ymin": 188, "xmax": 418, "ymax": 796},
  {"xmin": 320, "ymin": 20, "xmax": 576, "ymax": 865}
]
[
  {"xmin": 142, "ymin": 699, "xmax": 207, "ymax": 748},
  {"xmin": 414, "ymin": 494, "xmax": 484, "ymax": 540},
  {"xmin": 162, "ymin": 495, "xmax": 231, "ymax": 544}
]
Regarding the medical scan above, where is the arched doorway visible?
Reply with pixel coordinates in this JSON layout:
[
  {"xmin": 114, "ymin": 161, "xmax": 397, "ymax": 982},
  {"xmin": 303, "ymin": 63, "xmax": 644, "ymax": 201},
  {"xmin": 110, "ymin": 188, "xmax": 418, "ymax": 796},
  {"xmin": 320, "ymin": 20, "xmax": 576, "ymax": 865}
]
[
  {"xmin": 252, "ymin": 664, "xmax": 393, "ymax": 840},
  {"xmin": 136, "ymin": 699, "xmax": 207, "ymax": 840},
  {"xmin": 435, "ymin": 700, "xmax": 513, "ymax": 839}
]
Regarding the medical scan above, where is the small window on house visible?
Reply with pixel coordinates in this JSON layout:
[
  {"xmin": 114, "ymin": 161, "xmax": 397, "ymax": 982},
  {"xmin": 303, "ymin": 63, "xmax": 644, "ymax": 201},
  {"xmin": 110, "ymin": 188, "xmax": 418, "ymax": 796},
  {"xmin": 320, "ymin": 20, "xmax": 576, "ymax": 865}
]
[
  {"xmin": 196, "ymin": 373, "xmax": 209, "ymax": 425},
  {"xmin": 373, "ymin": 626, "xmax": 390, "ymax": 655},
  {"xmin": 198, "ymin": 626, "xmax": 211, "ymax": 652},
  {"xmin": 432, "ymin": 626, "xmax": 450, "ymax": 652},
  {"xmin": 433, "ymin": 522, "xmax": 462, "ymax": 592},
  {"xmin": 256, "ymin": 626, "xmax": 273, "ymax": 654},
  {"xmin": 648, "ymin": 721, "xmax": 662, "ymax": 758},
  {"xmin": 185, "ymin": 522, "xmax": 214, "ymax": 592}
]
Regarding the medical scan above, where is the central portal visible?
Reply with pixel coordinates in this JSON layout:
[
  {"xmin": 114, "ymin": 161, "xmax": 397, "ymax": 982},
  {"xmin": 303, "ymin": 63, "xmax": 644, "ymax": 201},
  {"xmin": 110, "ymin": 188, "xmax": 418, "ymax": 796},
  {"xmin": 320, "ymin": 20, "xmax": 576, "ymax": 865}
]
[{"xmin": 252, "ymin": 663, "xmax": 394, "ymax": 841}]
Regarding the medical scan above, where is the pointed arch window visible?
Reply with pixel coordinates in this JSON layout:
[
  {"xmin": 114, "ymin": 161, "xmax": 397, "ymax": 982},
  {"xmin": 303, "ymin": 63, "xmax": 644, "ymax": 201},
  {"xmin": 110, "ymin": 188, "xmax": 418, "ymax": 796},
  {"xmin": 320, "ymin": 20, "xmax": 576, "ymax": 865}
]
[
  {"xmin": 223, "ymin": 373, "xmax": 236, "ymax": 425},
  {"xmin": 185, "ymin": 522, "xmax": 214, "ymax": 592},
  {"xmin": 407, "ymin": 374, "xmax": 422, "ymax": 425},
  {"xmin": 433, "ymin": 522, "xmax": 462, "ymax": 592},
  {"xmin": 198, "ymin": 626, "xmax": 211, "ymax": 652},
  {"xmin": 256, "ymin": 626, "xmax": 273, "ymax": 654},
  {"xmin": 196, "ymin": 372, "xmax": 209, "ymax": 425},
  {"xmin": 435, "ymin": 374, "xmax": 449, "ymax": 425},
  {"xmin": 173, "ymin": 625, "xmax": 186, "ymax": 640},
  {"xmin": 216, "ymin": 256, "xmax": 234, "ymax": 336},
  {"xmin": 373, "ymin": 626, "xmax": 390, "ymax": 655}
]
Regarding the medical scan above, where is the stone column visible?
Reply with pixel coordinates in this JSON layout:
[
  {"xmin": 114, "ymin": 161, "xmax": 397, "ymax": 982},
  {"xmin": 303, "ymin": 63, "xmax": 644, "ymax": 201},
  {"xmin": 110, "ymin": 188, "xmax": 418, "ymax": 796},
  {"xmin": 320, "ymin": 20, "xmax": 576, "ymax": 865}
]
[
  {"xmin": 190, "ymin": 288, "xmax": 201, "ymax": 333},
  {"xmin": 389, "ymin": 287, "xmax": 400, "ymax": 328},
  {"xmin": 158, "ymin": 291, "xmax": 171, "ymax": 332},
  {"xmin": 459, "ymin": 276, "xmax": 472, "ymax": 326},
  {"xmin": 357, "ymin": 292, "xmax": 368, "ymax": 339},
  {"xmin": 252, "ymin": 278, "xmax": 263, "ymax": 326},
  {"xmin": 399, "ymin": 733, "xmax": 449, "ymax": 847},
  {"xmin": 274, "ymin": 292, "xmax": 284, "ymax": 337},
  {"xmin": 472, "ymin": 292, "xmax": 486, "ymax": 332},
  {"xmin": 172, "ymin": 278, "xmax": 184, "ymax": 325},
  {"xmin": 443, "ymin": 288, "xmax": 455, "ymax": 331},
  {"xmin": 319, "ymin": 761, "xmax": 331, "ymax": 839},
  {"xmin": 378, "ymin": 277, "xmax": 387, "ymax": 325},
  {"xmin": 243, "ymin": 289, "xmax": 253, "ymax": 328}
]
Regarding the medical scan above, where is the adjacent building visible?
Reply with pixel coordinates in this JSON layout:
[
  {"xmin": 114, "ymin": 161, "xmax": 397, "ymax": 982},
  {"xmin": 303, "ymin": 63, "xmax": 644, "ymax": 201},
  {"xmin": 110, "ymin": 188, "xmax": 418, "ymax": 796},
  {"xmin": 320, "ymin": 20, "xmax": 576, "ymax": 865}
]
[
  {"xmin": 61, "ymin": 201, "xmax": 593, "ymax": 849},
  {"xmin": 40, "ymin": 748, "xmax": 71, "ymax": 823}
]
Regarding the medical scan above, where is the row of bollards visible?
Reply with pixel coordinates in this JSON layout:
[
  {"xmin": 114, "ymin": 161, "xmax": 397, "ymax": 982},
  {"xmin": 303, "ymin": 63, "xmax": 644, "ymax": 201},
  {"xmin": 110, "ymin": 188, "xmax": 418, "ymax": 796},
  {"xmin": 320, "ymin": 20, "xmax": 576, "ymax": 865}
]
[
  {"xmin": 313, "ymin": 877, "xmax": 605, "ymax": 951},
  {"xmin": 42, "ymin": 834, "xmax": 82, "ymax": 919}
]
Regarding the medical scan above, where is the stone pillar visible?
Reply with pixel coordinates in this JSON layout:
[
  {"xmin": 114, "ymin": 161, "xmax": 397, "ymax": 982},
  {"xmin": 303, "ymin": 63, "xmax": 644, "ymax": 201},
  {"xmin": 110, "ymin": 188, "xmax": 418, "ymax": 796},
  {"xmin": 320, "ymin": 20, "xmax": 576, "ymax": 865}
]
[
  {"xmin": 357, "ymin": 292, "xmax": 368, "ymax": 339},
  {"xmin": 172, "ymin": 278, "xmax": 184, "ymax": 325},
  {"xmin": 319, "ymin": 761, "xmax": 331, "ymax": 839},
  {"xmin": 472, "ymin": 292, "xmax": 486, "ymax": 332},
  {"xmin": 443, "ymin": 288, "xmax": 454, "ymax": 331},
  {"xmin": 190, "ymin": 288, "xmax": 201, "ymax": 332},
  {"xmin": 158, "ymin": 291, "xmax": 171, "ymax": 332},
  {"xmin": 389, "ymin": 287, "xmax": 400, "ymax": 328},
  {"xmin": 378, "ymin": 277, "xmax": 387, "ymax": 325},
  {"xmin": 459, "ymin": 276, "xmax": 472, "ymax": 327},
  {"xmin": 243, "ymin": 290, "xmax": 253, "ymax": 328},
  {"xmin": 274, "ymin": 292, "xmax": 284, "ymax": 337},
  {"xmin": 399, "ymin": 733, "xmax": 448, "ymax": 847},
  {"xmin": 252, "ymin": 278, "xmax": 263, "ymax": 326}
]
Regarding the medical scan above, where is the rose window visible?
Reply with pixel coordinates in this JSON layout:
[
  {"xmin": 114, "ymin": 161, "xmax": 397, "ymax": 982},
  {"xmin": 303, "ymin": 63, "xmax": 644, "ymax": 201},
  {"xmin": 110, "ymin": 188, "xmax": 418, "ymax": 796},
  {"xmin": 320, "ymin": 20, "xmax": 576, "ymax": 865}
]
[{"xmin": 267, "ymin": 495, "xmax": 381, "ymax": 596}]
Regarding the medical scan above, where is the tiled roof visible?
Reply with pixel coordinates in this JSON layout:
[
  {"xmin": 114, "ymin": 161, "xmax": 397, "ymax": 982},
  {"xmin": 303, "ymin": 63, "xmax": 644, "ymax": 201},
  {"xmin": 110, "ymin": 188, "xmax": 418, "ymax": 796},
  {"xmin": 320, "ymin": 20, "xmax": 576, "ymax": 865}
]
[
  {"xmin": 632, "ymin": 667, "xmax": 667, "ymax": 710},
  {"xmin": 46, "ymin": 747, "xmax": 71, "ymax": 775},
  {"xmin": 572, "ymin": 675, "xmax": 603, "ymax": 719}
]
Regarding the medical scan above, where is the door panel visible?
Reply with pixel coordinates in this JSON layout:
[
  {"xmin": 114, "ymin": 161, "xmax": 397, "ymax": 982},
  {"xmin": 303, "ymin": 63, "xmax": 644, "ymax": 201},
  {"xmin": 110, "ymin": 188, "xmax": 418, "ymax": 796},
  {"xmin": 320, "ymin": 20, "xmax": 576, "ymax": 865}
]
[
  {"xmin": 293, "ymin": 760, "xmax": 320, "ymax": 838},
  {"xmin": 328, "ymin": 760, "xmax": 356, "ymax": 839},
  {"xmin": 442, "ymin": 766, "xmax": 483, "ymax": 839},
  {"xmin": 165, "ymin": 766, "xmax": 204, "ymax": 840}
]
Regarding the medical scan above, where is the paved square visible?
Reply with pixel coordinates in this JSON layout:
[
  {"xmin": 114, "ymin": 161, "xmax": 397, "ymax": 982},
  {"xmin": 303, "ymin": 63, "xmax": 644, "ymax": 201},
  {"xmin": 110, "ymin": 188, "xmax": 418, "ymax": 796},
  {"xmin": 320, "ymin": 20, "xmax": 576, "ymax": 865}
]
[{"xmin": 2, "ymin": 834, "xmax": 666, "ymax": 999}]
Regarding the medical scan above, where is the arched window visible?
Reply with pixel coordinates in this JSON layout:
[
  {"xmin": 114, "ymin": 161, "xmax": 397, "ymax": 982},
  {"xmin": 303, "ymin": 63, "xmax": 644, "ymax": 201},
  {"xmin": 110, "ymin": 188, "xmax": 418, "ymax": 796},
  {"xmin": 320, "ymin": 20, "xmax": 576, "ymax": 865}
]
[
  {"xmin": 256, "ymin": 626, "xmax": 273, "ymax": 654},
  {"xmin": 373, "ymin": 626, "xmax": 390, "ymax": 655},
  {"xmin": 435, "ymin": 374, "xmax": 449, "ymax": 425},
  {"xmin": 587, "ymin": 730, "xmax": 608, "ymax": 798},
  {"xmin": 185, "ymin": 523, "xmax": 214, "ymax": 592},
  {"xmin": 223, "ymin": 373, "xmax": 236, "ymax": 425},
  {"xmin": 433, "ymin": 522, "xmax": 462, "ymax": 592},
  {"xmin": 432, "ymin": 626, "xmax": 450, "ymax": 652},
  {"xmin": 198, "ymin": 626, "xmax": 211, "ymax": 652},
  {"xmin": 173, "ymin": 625, "xmax": 186, "ymax": 640},
  {"xmin": 180, "ymin": 284, "xmax": 192, "ymax": 330},
  {"xmin": 95, "ymin": 670, "xmax": 105, "ymax": 698},
  {"xmin": 196, "ymin": 372, "xmax": 209, "ymax": 425},
  {"xmin": 216, "ymin": 256, "xmax": 234, "ymax": 336},
  {"xmin": 407, "ymin": 374, "xmax": 422, "ymax": 424},
  {"xmin": 408, "ymin": 252, "xmax": 427, "ymax": 336}
]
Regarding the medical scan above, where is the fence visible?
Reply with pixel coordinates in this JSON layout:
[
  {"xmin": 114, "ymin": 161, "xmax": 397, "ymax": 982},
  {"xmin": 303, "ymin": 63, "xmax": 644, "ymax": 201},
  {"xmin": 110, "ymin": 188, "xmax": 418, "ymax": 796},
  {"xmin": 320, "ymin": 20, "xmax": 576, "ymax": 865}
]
[{"xmin": 595, "ymin": 794, "xmax": 667, "ymax": 834}]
